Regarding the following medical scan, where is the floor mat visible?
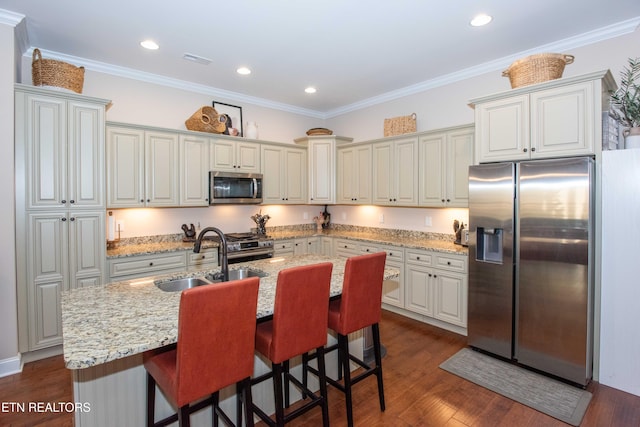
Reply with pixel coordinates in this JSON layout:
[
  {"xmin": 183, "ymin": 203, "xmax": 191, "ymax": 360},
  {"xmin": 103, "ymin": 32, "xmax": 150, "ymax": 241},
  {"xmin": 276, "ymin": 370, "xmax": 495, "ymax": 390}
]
[{"xmin": 439, "ymin": 348, "xmax": 592, "ymax": 426}]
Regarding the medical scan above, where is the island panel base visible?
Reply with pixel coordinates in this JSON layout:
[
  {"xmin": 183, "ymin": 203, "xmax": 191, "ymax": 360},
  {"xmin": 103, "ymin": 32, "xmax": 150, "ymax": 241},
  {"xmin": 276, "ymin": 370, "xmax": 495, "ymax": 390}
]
[{"xmin": 73, "ymin": 332, "xmax": 363, "ymax": 426}]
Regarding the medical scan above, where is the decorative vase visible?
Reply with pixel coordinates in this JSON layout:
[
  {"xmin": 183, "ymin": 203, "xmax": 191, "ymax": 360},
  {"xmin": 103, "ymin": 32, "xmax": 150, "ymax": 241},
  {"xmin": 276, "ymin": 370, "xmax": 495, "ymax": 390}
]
[
  {"xmin": 624, "ymin": 127, "xmax": 640, "ymax": 149},
  {"xmin": 246, "ymin": 121, "xmax": 259, "ymax": 139}
]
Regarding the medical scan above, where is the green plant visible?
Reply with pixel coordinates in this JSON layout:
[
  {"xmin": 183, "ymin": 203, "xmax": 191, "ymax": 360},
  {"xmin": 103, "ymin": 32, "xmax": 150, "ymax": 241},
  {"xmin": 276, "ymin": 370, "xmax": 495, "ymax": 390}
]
[{"xmin": 610, "ymin": 57, "xmax": 640, "ymax": 128}]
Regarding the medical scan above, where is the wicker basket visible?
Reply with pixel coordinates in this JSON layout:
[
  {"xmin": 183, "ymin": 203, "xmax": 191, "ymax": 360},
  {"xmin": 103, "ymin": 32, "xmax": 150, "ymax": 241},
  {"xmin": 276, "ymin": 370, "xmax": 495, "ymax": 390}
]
[
  {"xmin": 185, "ymin": 106, "xmax": 227, "ymax": 133},
  {"xmin": 384, "ymin": 113, "xmax": 417, "ymax": 137},
  {"xmin": 502, "ymin": 53, "xmax": 574, "ymax": 89},
  {"xmin": 32, "ymin": 48, "xmax": 85, "ymax": 93}
]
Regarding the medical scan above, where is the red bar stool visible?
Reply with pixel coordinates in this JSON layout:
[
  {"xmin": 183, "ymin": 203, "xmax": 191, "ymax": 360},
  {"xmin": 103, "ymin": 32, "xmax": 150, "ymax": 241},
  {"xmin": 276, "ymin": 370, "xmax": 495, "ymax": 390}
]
[
  {"xmin": 144, "ymin": 277, "xmax": 260, "ymax": 427},
  {"xmin": 251, "ymin": 262, "xmax": 333, "ymax": 427},
  {"xmin": 304, "ymin": 252, "xmax": 387, "ymax": 427}
]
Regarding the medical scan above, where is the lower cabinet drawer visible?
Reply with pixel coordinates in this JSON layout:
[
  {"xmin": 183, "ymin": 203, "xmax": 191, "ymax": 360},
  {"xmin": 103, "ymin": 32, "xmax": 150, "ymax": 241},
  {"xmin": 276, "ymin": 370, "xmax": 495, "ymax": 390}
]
[
  {"xmin": 406, "ymin": 250, "xmax": 433, "ymax": 266},
  {"xmin": 187, "ymin": 248, "xmax": 218, "ymax": 270},
  {"xmin": 108, "ymin": 252, "xmax": 187, "ymax": 280},
  {"xmin": 435, "ymin": 254, "xmax": 467, "ymax": 272}
]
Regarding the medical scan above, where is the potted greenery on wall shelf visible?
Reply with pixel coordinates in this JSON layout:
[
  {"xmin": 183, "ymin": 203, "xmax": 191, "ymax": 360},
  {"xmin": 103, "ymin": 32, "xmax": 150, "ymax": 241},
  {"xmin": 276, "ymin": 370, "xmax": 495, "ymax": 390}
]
[{"xmin": 610, "ymin": 57, "xmax": 640, "ymax": 149}]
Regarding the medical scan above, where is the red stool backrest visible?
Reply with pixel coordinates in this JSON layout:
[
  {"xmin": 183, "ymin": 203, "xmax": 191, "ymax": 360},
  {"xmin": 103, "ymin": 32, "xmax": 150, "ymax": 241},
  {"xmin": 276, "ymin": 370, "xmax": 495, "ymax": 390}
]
[
  {"xmin": 333, "ymin": 252, "xmax": 387, "ymax": 335},
  {"xmin": 175, "ymin": 277, "xmax": 259, "ymax": 406},
  {"xmin": 269, "ymin": 262, "xmax": 333, "ymax": 364}
]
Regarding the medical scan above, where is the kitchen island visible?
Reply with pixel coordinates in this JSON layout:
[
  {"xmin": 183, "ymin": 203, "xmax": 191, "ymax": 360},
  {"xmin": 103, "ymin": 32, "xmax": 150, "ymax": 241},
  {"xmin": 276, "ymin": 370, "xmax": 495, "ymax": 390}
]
[{"xmin": 62, "ymin": 254, "xmax": 399, "ymax": 426}]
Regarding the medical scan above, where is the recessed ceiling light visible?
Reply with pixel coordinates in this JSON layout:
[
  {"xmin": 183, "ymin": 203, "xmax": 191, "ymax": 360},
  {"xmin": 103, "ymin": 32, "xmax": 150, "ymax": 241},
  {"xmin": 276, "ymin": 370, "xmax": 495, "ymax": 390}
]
[
  {"xmin": 470, "ymin": 14, "xmax": 492, "ymax": 27},
  {"xmin": 305, "ymin": 87, "xmax": 317, "ymax": 94},
  {"xmin": 237, "ymin": 67, "xmax": 251, "ymax": 75},
  {"xmin": 140, "ymin": 39, "xmax": 159, "ymax": 50}
]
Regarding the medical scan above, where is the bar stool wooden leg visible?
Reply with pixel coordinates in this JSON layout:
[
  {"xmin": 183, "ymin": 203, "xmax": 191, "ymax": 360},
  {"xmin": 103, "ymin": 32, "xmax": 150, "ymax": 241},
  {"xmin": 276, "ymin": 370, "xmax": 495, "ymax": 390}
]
[
  {"xmin": 373, "ymin": 323, "xmax": 385, "ymax": 411},
  {"xmin": 338, "ymin": 334, "xmax": 355, "ymax": 427},
  {"xmin": 147, "ymin": 373, "xmax": 156, "ymax": 427},
  {"xmin": 316, "ymin": 345, "xmax": 330, "ymax": 427}
]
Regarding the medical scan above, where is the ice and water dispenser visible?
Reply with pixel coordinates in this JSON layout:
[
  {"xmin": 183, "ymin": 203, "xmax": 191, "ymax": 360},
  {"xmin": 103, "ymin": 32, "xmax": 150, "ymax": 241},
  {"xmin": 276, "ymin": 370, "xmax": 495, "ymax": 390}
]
[{"xmin": 475, "ymin": 227, "xmax": 504, "ymax": 263}]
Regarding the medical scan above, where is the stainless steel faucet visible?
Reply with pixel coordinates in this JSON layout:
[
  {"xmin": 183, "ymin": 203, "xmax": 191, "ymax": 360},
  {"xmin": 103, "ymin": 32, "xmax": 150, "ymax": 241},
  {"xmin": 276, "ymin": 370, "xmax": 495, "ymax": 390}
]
[{"xmin": 194, "ymin": 227, "xmax": 228, "ymax": 282}]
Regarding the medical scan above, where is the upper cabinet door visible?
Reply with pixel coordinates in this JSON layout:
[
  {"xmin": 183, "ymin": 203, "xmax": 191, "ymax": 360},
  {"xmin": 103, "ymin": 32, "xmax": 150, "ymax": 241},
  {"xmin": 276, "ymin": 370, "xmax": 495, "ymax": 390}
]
[
  {"xmin": 530, "ymin": 81, "xmax": 594, "ymax": 158},
  {"xmin": 23, "ymin": 95, "xmax": 67, "ymax": 210},
  {"xmin": 67, "ymin": 101, "xmax": 105, "ymax": 208},
  {"xmin": 211, "ymin": 139, "xmax": 260, "ymax": 173},
  {"xmin": 446, "ymin": 127, "xmax": 474, "ymax": 207},
  {"xmin": 106, "ymin": 126, "xmax": 145, "ymax": 208},
  {"xmin": 475, "ymin": 95, "xmax": 530, "ymax": 163},
  {"xmin": 145, "ymin": 131, "xmax": 180, "ymax": 207},
  {"xmin": 179, "ymin": 134, "xmax": 210, "ymax": 206},
  {"xmin": 418, "ymin": 133, "xmax": 446, "ymax": 206},
  {"xmin": 308, "ymin": 139, "xmax": 335, "ymax": 204}
]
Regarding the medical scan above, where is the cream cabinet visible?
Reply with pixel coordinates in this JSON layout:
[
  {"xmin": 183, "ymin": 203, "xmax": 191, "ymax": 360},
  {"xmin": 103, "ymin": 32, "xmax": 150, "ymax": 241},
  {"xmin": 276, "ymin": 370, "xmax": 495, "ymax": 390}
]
[
  {"xmin": 273, "ymin": 240, "xmax": 295, "ymax": 257},
  {"xmin": 337, "ymin": 144, "xmax": 372, "ymax": 204},
  {"xmin": 261, "ymin": 144, "xmax": 307, "ymax": 204},
  {"xmin": 405, "ymin": 250, "xmax": 435, "ymax": 316},
  {"xmin": 295, "ymin": 136, "xmax": 354, "ymax": 205},
  {"xmin": 403, "ymin": 249, "xmax": 468, "ymax": 328},
  {"xmin": 107, "ymin": 252, "xmax": 187, "ymax": 282},
  {"xmin": 419, "ymin": 125, "xmax": 474, "ymax": 207},
  {"xmin": 187, "ymin": 247, "xmax": 219, "ymax": 272},
  {"xmin": 18, "ymin": 88, "xmax": 106, "ymax": 210},
  {"xmin": 15, "ymin": 85, "xmax": 109, "ymax": 353},
  {"xmin": 432, "ymin": 253, "xmax": 467, "ymax": 327},
  {"xmin": 372, "ymin": 136, "xmax": 419, "ymax": 206},
  {"xmin": 471, "ymin": 70, "xmax": 615, "ymax": 163},
  {"xmin": 24, "ymin": 211, "xmax": 105, "ymax": 349},
  {"xmin": 210, "ymin": 139, "xmax": 260, "ymax": 173},
  {"xmin": 179, "ymin": 134, "xmax": 210, "ymax": 206},
  {"xmin": 106, "ymin": 125, "xmax": 179, "ymax": 208}
]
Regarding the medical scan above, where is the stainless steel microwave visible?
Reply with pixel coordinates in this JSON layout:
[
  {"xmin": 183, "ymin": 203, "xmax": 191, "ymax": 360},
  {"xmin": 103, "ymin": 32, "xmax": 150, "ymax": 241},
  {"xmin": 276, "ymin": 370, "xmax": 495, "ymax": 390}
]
[{"xmin": 209, "ymin": 171, "xmax": 263, "ymax": 204}]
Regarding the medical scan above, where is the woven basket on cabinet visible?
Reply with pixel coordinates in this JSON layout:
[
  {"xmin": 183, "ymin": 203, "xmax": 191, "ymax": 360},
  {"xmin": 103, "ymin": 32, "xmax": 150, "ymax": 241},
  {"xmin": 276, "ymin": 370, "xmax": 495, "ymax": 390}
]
[
  {"xmin": 502, "ymin": 53, "xmax": 574, "ymax": 89},
  {"xmin": 32, "ymin": 48, "xmax": 85, "ymax": 93}
]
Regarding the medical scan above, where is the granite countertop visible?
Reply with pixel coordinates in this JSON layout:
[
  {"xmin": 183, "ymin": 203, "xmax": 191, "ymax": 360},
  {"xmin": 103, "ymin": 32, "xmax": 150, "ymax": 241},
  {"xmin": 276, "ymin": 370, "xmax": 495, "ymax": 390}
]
[
  {"xmin": 107, "ymin": 228, "xmax": 467, "ymax": 259},
  {"xmin": 61, "ymin": 254, "xmax": 400, "ymax": 370}
]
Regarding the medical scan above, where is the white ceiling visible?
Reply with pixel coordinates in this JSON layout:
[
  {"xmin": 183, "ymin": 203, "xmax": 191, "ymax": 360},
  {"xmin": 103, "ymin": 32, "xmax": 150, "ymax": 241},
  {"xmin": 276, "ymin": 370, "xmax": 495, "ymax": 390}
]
[{"xmin": 1, "ymin": 0, "xmax": 640, "ymax": 118}]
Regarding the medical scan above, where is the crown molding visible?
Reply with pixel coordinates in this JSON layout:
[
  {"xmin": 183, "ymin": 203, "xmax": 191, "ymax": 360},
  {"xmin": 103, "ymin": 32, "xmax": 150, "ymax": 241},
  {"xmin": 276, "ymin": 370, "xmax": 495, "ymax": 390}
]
[
  {"xmin": 21, "ymin": 16, "xmax": 640, "ymax": 120},
  {"xmin": 0, "ymin": 9, "xmax": 24, "ymax": 26}
]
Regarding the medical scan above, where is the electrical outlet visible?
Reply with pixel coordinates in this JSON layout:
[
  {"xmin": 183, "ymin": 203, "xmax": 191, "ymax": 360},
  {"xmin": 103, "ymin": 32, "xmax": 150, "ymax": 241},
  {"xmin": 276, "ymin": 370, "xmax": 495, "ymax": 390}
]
[
  {"xmin": 379, "ymin": 214, "xmax": 384, "ymax": 223},
  {"xmin": 425, "ymin": 216, "xmax": 432, "ymax": 227},
  {"xmin": 341, "ymin": 212, "xmax": 347, "ymax": 220},
  {"xmin": 116, "ymin": 220, "xmax": 124, "ymax": 231},
  {"xmin": 303, "ymin": 212, "xmax": 309, "ymax": 220}
]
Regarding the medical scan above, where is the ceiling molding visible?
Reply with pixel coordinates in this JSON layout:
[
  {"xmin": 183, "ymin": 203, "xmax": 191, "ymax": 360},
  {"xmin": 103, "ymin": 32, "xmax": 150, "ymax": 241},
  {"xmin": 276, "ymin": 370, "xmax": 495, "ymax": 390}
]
[
  {"xmin": 0, "ymin": 9, "xmax": 24, "ymax": 26},
  {"xmin": 21, "ymin": 16, "xmax": 640, "ymax": 120}
]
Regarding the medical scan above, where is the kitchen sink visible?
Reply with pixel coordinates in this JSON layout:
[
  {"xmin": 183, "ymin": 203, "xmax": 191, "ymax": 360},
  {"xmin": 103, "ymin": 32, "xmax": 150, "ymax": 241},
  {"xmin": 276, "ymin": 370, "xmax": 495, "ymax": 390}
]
[
  {"xmin": 155, "ymin": 276, "xmax": 213, "ymax": 292},
  {"xmin": 207, "ymin": 267, "xmax": 268, "ymax": 283}
]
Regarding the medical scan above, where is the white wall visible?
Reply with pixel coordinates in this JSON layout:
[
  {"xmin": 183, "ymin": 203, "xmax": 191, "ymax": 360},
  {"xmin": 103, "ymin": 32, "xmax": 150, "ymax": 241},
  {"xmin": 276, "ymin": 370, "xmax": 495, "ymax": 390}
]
[{"xmin": 0, "ymin": 21, "xmax": 19, "ymax": 372}]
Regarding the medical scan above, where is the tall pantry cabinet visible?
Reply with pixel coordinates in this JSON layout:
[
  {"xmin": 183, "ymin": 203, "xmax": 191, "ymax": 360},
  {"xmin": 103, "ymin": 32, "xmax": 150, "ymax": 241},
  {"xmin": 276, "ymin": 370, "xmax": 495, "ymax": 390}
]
[{"xmin": 15, "ymin": 85, "xmax": 110, "ymax": 353}]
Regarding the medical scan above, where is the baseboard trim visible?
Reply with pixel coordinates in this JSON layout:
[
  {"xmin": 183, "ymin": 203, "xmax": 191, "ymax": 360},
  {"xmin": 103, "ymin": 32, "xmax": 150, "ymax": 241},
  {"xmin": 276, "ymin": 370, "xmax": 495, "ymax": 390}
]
[{"xmin": 0, "ymin": 354, "xmax": 23, "ymax": 378}]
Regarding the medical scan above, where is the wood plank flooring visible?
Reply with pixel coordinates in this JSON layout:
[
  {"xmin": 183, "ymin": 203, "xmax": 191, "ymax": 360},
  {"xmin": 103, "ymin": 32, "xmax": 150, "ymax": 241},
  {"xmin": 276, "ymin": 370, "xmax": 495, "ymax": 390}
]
[{"xmin": 2, "ymin": 310, "xmax": 639, "ymax": 426}]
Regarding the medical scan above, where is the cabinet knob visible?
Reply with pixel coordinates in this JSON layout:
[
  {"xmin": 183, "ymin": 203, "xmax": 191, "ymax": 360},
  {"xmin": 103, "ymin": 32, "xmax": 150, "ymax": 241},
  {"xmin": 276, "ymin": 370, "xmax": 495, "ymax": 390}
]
[
  {"xmin": 434, "ymin": 274, "xmax": 437, "ymax": 278},
  {"xmin": 416, "ymin": 256, "xmax": 420, "ymax": 260},
  {"xmin": 531, "ymin": 147, "xmax": 536, "ymax": 152},
  {"xmin": 441, "ymin": 199, "xmax": 445, "ymax": 202},
  {"xmin": 61, "ymin": 217, "xmax": 67, "ymax": 222},
  {"xmin": 61, "ymin": 200, "xmax": 66, "ymax": 204},
  {"xmin": 70, "ymin": 200, "xmax": 75, "ymax": 204},
  {"xmin": 523, "ymin": 148, "xmax": 528, "ymax": 153},
  {"xmin": 389, "ymin": 252, "xmax": 393, "ymax": 256},
  {"xmin": 140, "ymin": 199, "xmax": 144, "ymax": 203},
  {"xmin": 446, "ymin": 199, "xmax": 450, "ymax": 203},
  {"xmin": 149, "ymin": 262, "xmax": 154, "ymax": 266},
  {"xmin": 366, "ymin": 248, "xmax": 370, "ymax": 252},
  {"xmin": 147, "ymin": 199, "xmax": 150, "ymax": 203},
  {"xmin": 308, "ymin": 242, "xmax": 312, "ymax": 245},
  {"xmin": 70, "ymin": 217, "xmax": 75, "ymax": 221},
  {"xmin": 428, "ymin": 273, "xmax": 432, "ymax": 277},
  {"xmin": 447, "ymin": 261, "xmax": 451, "ymax": 265}
]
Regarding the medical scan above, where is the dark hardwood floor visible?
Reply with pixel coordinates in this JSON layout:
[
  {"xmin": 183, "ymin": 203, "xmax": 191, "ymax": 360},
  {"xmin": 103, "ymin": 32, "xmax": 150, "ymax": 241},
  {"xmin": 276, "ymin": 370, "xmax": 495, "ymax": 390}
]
[{"xmin": 2, "ymin": 310, "xmax": 639, "ymax": 426}]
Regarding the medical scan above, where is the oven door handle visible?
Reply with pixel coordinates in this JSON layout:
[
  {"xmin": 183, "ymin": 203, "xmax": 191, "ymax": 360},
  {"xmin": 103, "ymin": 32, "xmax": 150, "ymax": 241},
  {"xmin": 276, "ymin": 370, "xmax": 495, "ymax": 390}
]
[{"xmin": 227, "ymin": 248, "xmax": 274, "ymax": 259}]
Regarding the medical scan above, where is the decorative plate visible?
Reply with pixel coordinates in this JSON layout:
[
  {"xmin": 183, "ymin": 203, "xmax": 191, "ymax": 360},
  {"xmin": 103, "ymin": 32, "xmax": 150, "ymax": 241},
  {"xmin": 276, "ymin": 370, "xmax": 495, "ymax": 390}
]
[{"xmin": 306, "ymin": 128, "xmax": 333, "ymax": 136}]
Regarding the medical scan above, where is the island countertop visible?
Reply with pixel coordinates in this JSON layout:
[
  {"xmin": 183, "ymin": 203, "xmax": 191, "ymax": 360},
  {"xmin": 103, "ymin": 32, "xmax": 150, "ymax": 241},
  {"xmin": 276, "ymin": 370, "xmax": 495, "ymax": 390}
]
[{"xmin": 61, "ymin": 254, "xmax": 400, "ymax": 370}]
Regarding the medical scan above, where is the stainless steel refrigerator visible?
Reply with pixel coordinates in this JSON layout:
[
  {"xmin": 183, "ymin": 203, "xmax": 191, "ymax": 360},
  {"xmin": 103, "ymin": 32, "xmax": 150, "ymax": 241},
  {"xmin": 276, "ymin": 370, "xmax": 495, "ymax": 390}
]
[{"xmin": 467, "ymin": 157, "xmax": 594, "ymax": 386}]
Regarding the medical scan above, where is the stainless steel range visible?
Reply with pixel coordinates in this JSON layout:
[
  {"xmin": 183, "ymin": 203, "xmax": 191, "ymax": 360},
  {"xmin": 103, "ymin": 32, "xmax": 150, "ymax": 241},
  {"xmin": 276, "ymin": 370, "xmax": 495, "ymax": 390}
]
[{"xmin": 225, "ymin": 232, "xmax": 274, "ymax": 263}]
